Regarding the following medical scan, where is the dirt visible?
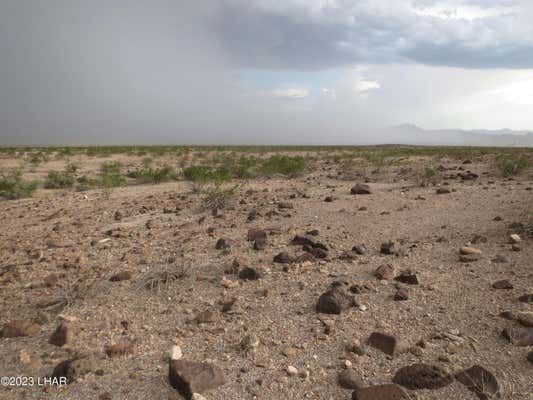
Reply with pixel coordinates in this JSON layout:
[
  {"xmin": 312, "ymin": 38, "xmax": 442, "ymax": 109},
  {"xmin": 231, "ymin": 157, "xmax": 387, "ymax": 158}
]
[{"xmin": 0, "ymin": 152, "xmax": 532, "ymax": 400}]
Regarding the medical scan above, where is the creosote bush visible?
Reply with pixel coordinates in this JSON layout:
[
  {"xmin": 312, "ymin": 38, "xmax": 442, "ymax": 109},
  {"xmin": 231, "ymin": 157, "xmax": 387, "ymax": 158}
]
[
  {"xmin": 495, "ymin": 154, "xmax": 530, "ymax": 177},
  {"xmin": 44, "ymin": 170, "xmax": 75, "ymax": 189},
  {"xmin": 202, "ymin": 183, "xmax": 239, "ymax": 211},
  {"xmin": 0, "ymin": 171, "xmax": 39, "ymax": 200},
  {"xmin": 127, "ymin": 166, "xmax": 177, "ymax": 184}
]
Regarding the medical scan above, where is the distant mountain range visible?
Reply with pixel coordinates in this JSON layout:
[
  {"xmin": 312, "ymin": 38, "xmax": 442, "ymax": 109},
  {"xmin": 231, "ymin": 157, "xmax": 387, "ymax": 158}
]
[{"xmin": 386, "ymin": 124, "xmax": 533, "ymax": 147}]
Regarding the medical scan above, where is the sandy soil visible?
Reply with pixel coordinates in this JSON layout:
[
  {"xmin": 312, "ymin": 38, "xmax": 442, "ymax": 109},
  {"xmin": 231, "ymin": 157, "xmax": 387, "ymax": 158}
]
[{"xmin": 0, "ymin": 152, "xmax": 532, "ymax": 400}]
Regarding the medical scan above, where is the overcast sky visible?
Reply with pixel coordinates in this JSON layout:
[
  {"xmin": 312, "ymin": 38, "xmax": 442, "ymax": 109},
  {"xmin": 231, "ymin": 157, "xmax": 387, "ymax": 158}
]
[{"xmin": 1, "ymin": 0, "xmax": 533, "ymax": 144}]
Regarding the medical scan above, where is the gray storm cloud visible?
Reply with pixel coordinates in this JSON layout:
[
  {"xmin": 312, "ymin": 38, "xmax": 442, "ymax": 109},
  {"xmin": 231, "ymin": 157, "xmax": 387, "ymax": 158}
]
[{"xmin": 0, "ymin": 0, "xmax": 532, "ymax": 144}]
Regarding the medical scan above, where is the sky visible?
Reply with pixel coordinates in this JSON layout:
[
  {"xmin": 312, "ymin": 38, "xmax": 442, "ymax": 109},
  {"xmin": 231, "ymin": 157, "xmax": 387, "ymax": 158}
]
[{"xmin": 1, "ymin": 0, "xmax": 533, "ymax": 145}]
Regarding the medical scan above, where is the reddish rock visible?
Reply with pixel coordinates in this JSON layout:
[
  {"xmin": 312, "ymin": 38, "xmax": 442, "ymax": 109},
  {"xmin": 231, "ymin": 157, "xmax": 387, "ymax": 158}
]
[
  {"xmin": 49, "ymin": 322, "xmax": 69, "ymax": 346},
  {"xmin": 247, "ymin": 229, "xmax": 267, "ymax": 242},
  {"xmin": 168, "ymin": 359, "xmax": 225, "ymax": 399},
  {"xmin": 368, "ymin": 332, "xmax": 406, "ymax": 356},
  {"xmin": 105, "ymin": 341, "xmax": 134, "ymax": 357},
  {"xmin": 374, "ymin": 264, "xmax": 396, "ymax": 280},
  {"xmin": 352, "ymin": 384, "xmax": 408, "ymax": 400},
  {"xmin": 1, "ymin": 320, "xmax": 40, "ymax": 338}
]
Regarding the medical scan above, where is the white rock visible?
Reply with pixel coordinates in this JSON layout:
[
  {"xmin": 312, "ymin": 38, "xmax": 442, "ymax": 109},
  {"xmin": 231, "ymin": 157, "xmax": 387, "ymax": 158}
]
[
  {"xmin": 510, "ymin": 234, "xmax": 521, "ymax": 243},
  {"xmin": 170, "ymin": 345, "xmax": 182, "ymax": 360},
  {"xmin": 192, "ymin": 394, "xmax": 207, "ymax": 400},
  {"xmin": 287, "ymin": 365, "xmax": 298, "ymax": 376}
]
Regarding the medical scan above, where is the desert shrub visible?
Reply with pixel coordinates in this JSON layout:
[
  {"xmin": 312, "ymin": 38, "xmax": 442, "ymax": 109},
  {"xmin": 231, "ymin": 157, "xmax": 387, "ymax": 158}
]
[
  {"xmin": 258, "ymin": 155, "xmax": 306, "ymax": 176},
  {"xmin": 127, "ymin": 166, "xmax": 177, "ymax": 184},
  {"xmin": 495, "ymin": 154, "xmax": 530, "ymax": 177},
  {"xmin": 142, "ymin": 157, "xmax": 154, "ymax": 168},
  {"xmin": 183, "ymin": 165, "xmax": 231, "ymax": 183},
  {"xmin": 44, "ymin": 170, "xmax": 75, "ymax": 189},
  {"xmin": 202, "ymin": 183, "xmax": 238, "ymax": 211},
  {"xmin": 76, "ymin": 175, "xmax": 98, "ymax": 192},
  {"xmin": 0, "ymin": 171, "xmax": 39, "ymax": 200},
  {"xmin": 65, "ymin": 162, "xmax": 79, "ymax": 173},
  {"xmin": 98, "ymin": 161, "xmax": 126, "ymax": 188},
  {"xmin": 100, "ymin": 161, "xmax": 122, "ymax": 175},
  {"xmin": 29, "ymin": 152, "xmax": 48, "ymax": 165},
  {"xmin": 414, "ymin": 165, "xmax": 441, "ymax": 186}
]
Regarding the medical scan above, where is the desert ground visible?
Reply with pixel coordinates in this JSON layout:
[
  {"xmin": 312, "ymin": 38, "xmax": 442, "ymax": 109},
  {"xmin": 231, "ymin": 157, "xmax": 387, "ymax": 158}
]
[{"xmin": 0, "ymin": 146, "xmax": 532, "ymax": 400}]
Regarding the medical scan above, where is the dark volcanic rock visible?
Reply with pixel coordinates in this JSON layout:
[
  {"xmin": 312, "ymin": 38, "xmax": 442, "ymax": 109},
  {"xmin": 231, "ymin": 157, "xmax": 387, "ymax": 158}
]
[
  {"xmin": 52, "ymin": 356, "xmax": 95, "ymax": 384},
  {"xmin": 316, "ymin": 283, "xmax": 354, "ymax": 315},
  {"xmin": 393, "ymin": 287, "xmax": 409, "ymax": 301},
  {"xmin": 215, "ymin": 238, "xmax": 230, "ymax": 250},
  {"xmin": 168, "ymin": 359, "xmax": 225, "ymax": 399},
  {"xmin": 492, "ymin": 280, "xmax": 513, "ymax": 290},
  {"xmin": 303, "ymin": 244, "xmax": 328, "ymax": 259},
  {"xmin": 393, "ymin": 363, "xmax": 453, "ymax": 390},
  {"xmin": 456, "ymin": 365, "xmax": 501, "ymax": 400},
  {"xmin": 519, "ymin": 294, "xmax": 533, "ymax": 303},
  {"xmin": 528, "ymin": 351, "xmax": 533, "ymax": 364},
  {"xmin": 352, "ymin": 244, "xmax": 367, "ymax": 255},
  {"xmin": 352, "ymin": 384, "xmax": 408, "ymax": 400},
  {"xmin": 368, "ymin": 332, "xmax": 406, "ymax": 356},
  {"xmin": 49, "ymin": 322, "xmax": 69, "ymax": 347},
  {"xmin": 394, "ymin": 271, "xmax": 419, "ymax": 285},
  {"xmin": 380, "ymin": 241, "xmax": 396, "ymax": 255},
  {"xmin": 436, "ymin": 187, "xmax": 450, "ymax": 194},
  {"xmin": 291, "ymin": 234, "xmax": 327, "ymax": 251},
  {"xmin": 350, "ymin": 184, "xmax": 371, "ymax": 195},
  {"xmin": 238, "ymin": 267, "xmax": 261, "ymax": 281},
  {"xmin": 273, "ymin": 252, "xmax": 292, "ymax": 264}
]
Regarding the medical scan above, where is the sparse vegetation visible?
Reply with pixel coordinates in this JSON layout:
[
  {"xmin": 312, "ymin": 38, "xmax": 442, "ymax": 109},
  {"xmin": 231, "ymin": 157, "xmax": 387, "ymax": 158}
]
[
  {"xmin": 414, "ymin": 165, "xmax": 441, "ymax": 186},
  {"xmin": 136, "ymin": 263, "xmax": 191, "ymax": 292},
  {"xmin": 202, "ymin": 183, "xmax": 239, "ymax": 211},
  {"xmin": 259, "ymin": 155, "xmax": 306, "ymax": 176},
  {"xmin": 44, "ymin": 170, "xmax": 76, "ymax": 189},
  {"xmin": 0, "ymin": 171, "xmax": 39, "ymax": 200},
  {"xmin": 127, "ymin": 165, "xmax": 177, "ymax": 184},
  {"xmin": 98, "ymin": 161, "xmax": 126, "ymax": 188},
  {"xmin": 495, "ymin": 153, "xmax": 530, "ymax": 177}
]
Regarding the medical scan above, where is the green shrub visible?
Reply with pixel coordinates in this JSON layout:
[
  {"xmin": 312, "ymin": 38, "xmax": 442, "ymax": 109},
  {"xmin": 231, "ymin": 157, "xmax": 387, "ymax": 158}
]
[
  {"xmin": 259, "ymin": 155, "xmax": 306, "ymax": 176},
  {"xmin": 0, "ymin": 171, "xmax": 39, "ymax": 200},
  {"xmin": 100, "ymin": 161, "xmax": 122, "ymax": 175},
  {"xmin": 495, "ymin": 154, "xmax": 530, "ymax": 177},
  {"xmin": 44, "ymin": 170, "xmax": 75, "ymax": 189},
  {"xmin": 183, "ymin": 165, "xmax": 231, "ymax": 182},
  {"xmin": 127, "ymin": 166, "xmax": 177, "ymax": 184},
  {"xmin": 75, "ymin": 175, "xmax": 98, "ymax": 191}
]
